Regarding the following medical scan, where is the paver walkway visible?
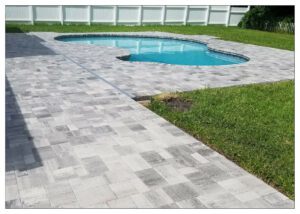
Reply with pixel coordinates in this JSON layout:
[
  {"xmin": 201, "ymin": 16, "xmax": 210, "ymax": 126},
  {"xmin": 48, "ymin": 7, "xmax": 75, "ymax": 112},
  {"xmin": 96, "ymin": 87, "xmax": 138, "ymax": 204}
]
[{"xmin": 5, "ymin": 33, "xmax": 294, "ymax": 208}]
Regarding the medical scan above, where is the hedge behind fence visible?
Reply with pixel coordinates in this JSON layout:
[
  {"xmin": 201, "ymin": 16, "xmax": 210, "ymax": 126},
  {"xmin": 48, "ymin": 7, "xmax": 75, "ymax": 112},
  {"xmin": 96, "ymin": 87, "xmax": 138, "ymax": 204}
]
[{"xmin": 238, "ymin": 6, "xmax": 294, "ymax": 33}]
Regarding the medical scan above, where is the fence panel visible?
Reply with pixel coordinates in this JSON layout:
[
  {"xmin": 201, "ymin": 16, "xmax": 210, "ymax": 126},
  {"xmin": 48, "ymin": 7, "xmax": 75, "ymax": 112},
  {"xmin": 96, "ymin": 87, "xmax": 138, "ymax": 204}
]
[
  {"xmin": 91, "ymin": 6, "xmax": 114, "ymax": 23},
  {"xmin": 6, "ymin": 5, "xmax": 31, "ymax": 21},
  {"xmin": 117, "ymin": 6, "xmax": 140, "ymax": 24},
  {"xmin": 34, "ymin": 5, "xmax": 60, "ymax": 22},
  {"xmin": 5, "ymin": 5, "xmax": 249, "ymax": 26},
  {"xmin": 142, "ymin": 6, "xmax": 162, "ymax": 24}
]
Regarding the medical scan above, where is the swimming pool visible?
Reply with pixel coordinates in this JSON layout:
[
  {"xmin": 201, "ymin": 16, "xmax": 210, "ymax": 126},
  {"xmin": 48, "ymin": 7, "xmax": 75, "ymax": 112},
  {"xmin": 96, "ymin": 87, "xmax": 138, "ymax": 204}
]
[{"xmin": 57, "ymin": 35, "xmax": 247, "ymax": 66}]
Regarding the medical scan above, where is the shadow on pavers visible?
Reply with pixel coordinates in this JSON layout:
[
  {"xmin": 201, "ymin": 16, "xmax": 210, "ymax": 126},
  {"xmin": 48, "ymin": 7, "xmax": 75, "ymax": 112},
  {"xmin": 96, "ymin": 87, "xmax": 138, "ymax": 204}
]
[
  {"xmin": 5, "ymin": 77, "xmax": 43, "ymax": 172},
  {"xmin": 5, "ymin": 33, "xmax": 57, "ymax": 58}
]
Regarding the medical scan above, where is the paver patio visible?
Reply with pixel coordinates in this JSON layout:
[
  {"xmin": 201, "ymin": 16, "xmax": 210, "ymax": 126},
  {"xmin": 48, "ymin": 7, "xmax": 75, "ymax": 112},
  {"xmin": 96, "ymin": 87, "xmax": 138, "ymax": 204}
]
[
  {"xmin": 5, "ymin": 32, "xmax": 294, "ymax": 208},
  {"xmin": 31, "ymin": 32, "xmax": 294, "ymax": 98}
]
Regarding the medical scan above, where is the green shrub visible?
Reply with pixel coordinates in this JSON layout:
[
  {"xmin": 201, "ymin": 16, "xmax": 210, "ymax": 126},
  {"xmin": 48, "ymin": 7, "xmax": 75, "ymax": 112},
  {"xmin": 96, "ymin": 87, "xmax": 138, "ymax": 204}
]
[
  {"xmin": 238, "ymin": 6, "xmax": 272, "ymax": 30},
  {"xmin": 238, "ymin": 6, "xmax": 294, "ymax": 33}
]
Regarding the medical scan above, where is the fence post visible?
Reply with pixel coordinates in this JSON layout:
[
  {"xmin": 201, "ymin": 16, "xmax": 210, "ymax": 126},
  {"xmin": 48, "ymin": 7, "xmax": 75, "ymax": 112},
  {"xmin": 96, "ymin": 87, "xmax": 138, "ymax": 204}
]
[
  {"xmin": 138, "ymin": 5, "xmax": 142, "ymax": 26},
  {"xmin": 205, "ymin": 5, "xmax": 210, "ymax": 25},
  {"xmin": 87, "ymin": 5, "xmax": 91, "ymax": 25},
  {"xmin": 161, "ymin": 5, "xmax": 166, "ymax": 25},
  {"xmin": 29, "ymin": 5, "xmax": 34, "ymax": 25},
  {"xmin": 60, "ymin": 5, "xmax": 64, "ymax": 25},
  {"xmin": 113, "ymin": 5, "xmax": 117, "ymax": 26},
  {"xmin": 225, "ymin": 5, "xmax": 231, "ymax": 26},
  {"xmin": 183, "ymin": 5, "xmax": 189, "ymax": 25}
]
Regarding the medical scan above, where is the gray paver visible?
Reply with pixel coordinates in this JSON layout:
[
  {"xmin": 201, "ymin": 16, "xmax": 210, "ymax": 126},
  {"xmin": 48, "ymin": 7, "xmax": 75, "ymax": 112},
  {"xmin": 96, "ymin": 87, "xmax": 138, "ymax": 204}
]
[
  {"xmin": 177, "ymin": 198, "xmax": 206, "ymax": 208},
  {"xmin": 45, "ymin": 181, "xmax": 77, "ymax": 207},
  {"xmin": 160, "ymin": 203, "xmax": 180, "ymax": 208},
  {"xmin": 163, "ymin": 182, "xmax": 199, "ymax": 202},
  {"xmin": 72, "ymin": 184, "xmax": 116, "ymax": 207},
  {"xmin": 6, "ymin": 199, "xmax": 23, "ymax": 208},
  {"xmin": 109, "ymin": 181, "xmax": 139, "ymax": 198},
  {"xmin": 140, "ymin": 151, "xmax": 167, "ymax": 166},
  {"xmin": 136, "ymin": 168, "xmax": 167, "ymax": 187},
  {"xmin": 81, "ymin": 155, "xmax": 108, "ymax": 177},
  {"xmin": 107, "ymin": 197, "xmax": 137, "ymax": 208},
  {"xmin": 131, "ymin": 194, "xmax": 153, "ymax": 208},
  {"xmin": 145, "ymin": 189, "xmax": 174, "ymax": 207}
]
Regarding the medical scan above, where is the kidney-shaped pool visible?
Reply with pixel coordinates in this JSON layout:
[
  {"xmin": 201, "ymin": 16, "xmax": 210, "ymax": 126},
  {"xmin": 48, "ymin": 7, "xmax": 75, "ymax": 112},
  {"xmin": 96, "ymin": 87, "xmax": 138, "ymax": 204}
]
[{"xmin": 57, "ymin": 35, "xmax": 248, "ymax": 66}]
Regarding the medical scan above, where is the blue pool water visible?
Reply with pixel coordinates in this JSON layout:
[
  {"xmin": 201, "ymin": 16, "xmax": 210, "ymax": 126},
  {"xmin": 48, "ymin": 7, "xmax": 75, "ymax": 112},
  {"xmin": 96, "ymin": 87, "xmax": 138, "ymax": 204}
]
[{"xmin": 58, "ymin": 36, "xmax": 247, "ymax": 66}]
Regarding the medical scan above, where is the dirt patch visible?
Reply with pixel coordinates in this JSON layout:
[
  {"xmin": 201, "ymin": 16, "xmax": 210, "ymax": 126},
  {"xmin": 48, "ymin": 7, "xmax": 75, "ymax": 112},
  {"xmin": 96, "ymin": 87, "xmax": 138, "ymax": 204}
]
[
  {"xmin": 163, "ymin": 97, "xmax": 192, "ymax": 112},
  {"xmin": 137, "ymin": 100, "xmax": 151, "ymax": 107},
  {"xmin": 135, "ymin": 93, "xmax": 192, "ymax": 111},
  {"xmin": 134, "ymin": 96, "xmax": 151, "ymax": 107},
  {"xmin": 133, "ymin": 96, "xmax": 151, "ymax": 102}
]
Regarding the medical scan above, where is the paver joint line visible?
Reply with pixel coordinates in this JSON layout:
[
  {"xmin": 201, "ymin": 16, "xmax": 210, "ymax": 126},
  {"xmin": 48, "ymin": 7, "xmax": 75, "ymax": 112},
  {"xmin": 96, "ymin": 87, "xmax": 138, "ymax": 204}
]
[{"xmin": 54, "ymin": 48, "xmax": 133, "ymax": 98}]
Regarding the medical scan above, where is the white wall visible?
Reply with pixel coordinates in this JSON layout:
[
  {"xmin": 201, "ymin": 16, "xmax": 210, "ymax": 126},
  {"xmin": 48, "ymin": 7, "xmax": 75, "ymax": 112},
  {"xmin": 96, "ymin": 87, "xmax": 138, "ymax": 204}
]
[{"xmin": 5, "ymin": 5, "xmax": 249, "ymax": 26}]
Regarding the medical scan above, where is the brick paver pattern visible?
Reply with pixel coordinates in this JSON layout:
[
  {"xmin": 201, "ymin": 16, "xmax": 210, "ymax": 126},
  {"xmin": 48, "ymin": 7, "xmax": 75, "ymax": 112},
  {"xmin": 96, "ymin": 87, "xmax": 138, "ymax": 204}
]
[{"xmin": 5, "ymin": 32, "xmax": 294, "ymax": 208}]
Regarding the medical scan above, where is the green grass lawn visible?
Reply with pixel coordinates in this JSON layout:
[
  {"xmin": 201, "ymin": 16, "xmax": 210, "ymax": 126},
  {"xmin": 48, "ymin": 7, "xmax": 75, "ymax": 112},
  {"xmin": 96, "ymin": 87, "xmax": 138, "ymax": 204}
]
[
  {"xmin": 148, "ymin": 81, "xmax": 294, "ymax": 199},
  {"xmin": 6, "ymin": 24, "xmax": 294, "ymax": 51}
]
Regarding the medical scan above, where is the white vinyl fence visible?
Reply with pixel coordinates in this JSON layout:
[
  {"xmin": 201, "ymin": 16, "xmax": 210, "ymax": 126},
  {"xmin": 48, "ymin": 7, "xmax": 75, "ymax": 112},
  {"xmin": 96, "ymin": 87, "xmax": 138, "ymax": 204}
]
[{"xmin": 6, "ymin": 5, "xmax": 250, "ymax": 26}]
